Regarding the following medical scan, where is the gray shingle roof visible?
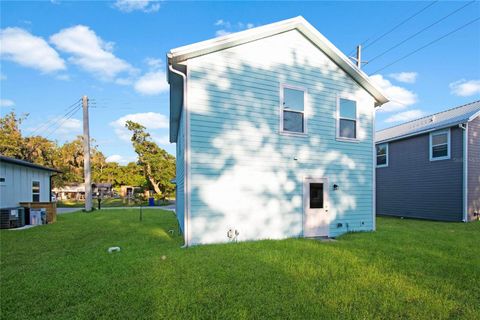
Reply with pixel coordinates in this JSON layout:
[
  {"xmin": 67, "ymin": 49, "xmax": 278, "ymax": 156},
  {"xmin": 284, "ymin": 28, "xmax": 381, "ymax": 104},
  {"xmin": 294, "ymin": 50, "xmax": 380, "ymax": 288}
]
[{"xmin": 376, "ymin": 100, "xmax": 480, "ymax": 143}]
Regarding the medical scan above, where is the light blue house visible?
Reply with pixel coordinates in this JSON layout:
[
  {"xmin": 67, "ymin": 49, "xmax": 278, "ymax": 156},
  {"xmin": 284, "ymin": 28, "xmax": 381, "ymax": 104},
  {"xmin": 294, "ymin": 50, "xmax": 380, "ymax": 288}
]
[{"xmin": 167, "ymin": 17, "xmax": 388, "ymax": 246}]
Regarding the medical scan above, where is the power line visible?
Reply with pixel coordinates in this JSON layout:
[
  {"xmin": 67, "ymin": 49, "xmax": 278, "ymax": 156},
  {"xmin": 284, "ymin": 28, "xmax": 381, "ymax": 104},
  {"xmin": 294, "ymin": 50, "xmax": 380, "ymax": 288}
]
[
  {"xmin": 370, "ymin": 16, "xmax": 480, "ymax": 75},
  {"xmin": 29, "ymin": 99, "xmax": 82, "ymax": 136},
  {"xmin": 367, "ymin": 1, "xmax": 475, "ymax": 65},
  {"xmin": 363, "ymin": 1, "xmax": 439, "ymax": 51},
  {"xmin": 44, "ymin": 104, "xmax": 82, "ymax": 139}
]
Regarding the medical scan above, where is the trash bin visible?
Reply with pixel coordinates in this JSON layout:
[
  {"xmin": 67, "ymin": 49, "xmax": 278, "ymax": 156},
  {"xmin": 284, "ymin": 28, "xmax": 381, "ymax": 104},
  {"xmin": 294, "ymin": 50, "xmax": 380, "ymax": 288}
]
[{"xmin": 148, "ymin": 197, "xmax": 155, "ymax": 206}]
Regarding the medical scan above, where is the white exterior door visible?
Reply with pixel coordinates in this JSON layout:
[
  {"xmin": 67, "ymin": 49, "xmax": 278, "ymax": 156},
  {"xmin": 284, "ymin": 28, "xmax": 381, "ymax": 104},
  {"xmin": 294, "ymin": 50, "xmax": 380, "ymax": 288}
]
[{"xmin": 303, "ymin": 178, "xmax": 329, "ymax": 237}]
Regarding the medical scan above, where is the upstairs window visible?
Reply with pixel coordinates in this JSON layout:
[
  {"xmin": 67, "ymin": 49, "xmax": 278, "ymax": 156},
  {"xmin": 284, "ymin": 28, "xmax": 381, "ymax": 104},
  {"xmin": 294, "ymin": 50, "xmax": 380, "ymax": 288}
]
[
  {"xmin": 337, "ymin": 98, "xmax": 357, "ymax": 140},
  {"xmin": 430, "ymin": 129, "xmax": 450, "ymax": 161},
  {"xmin": 32, "ymin": 181, "xmax": 40, "ymax": 202},
  {"xmin": 376, "ymin": 143, "xmax": 388, "ymax": 167},
  {"xmin": 281, "ymin": 85, "xmax": 306, "ymax": 134}
]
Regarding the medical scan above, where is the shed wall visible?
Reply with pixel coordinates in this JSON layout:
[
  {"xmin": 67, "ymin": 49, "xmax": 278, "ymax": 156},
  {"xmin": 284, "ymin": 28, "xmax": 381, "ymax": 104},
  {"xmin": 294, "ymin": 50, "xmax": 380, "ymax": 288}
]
[{"xmin": 0, "ymin": 162, "xmax": 52, "ymax": 208}]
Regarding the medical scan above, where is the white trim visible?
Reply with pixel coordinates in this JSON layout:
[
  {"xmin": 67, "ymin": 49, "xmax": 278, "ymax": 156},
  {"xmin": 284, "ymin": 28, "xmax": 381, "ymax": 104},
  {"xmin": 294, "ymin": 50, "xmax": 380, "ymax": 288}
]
[
  {"xmin": 468, "ymin": 110, "xmax": 480, "ymax": 122},
  {"xmin": 185, "ymin": 62, "xmax": 191, "ymax": 247},
  {"xmin": 32, "ymin": 180, "xmax": 40, "ymax": 202},
  {"xmin": 168, "ymin": 16, "xmax": 388, "ymax": 105},
  {"xmin": 372, "ymin": 105, "xmax": 376, "ymax": 231},
  {"xmin": 303, "ymin": 177, "xmax": 329, "ymax": 237},
  {"xmin": 376, "ymin": 142, "xmax": 389, "ymax": 168},
  {"xmin": 429, "ymin": 128, "xmax": 451, "ymax": 161},
  {"xmin": 279, "ymin": 83, "xmax": 308, "ymax": 136},
  {"xmin": 463, "ymin": 123, "xmax": 469, "ymax": 222},
  {"xmin": 336, "ymin": 95, "xmax": 359, "ymax": 142}
]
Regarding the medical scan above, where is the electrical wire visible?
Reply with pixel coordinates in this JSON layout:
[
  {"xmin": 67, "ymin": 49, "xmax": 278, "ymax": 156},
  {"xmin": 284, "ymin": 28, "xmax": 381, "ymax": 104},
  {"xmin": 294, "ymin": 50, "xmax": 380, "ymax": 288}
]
[
  {"xmin": 363, "ymin": 1, "xmax": 439, "ymax": 51},
  {"xmin": 44, "ymin": 104, "xmax": 82, "ymax": 139},
  {"xmin": 367, "ymin": 1, "xmax": 475, "ymax": 65},
  {"xmin": 370, "ymin": 16, "xmax": 480, "ymax": 75},
  {"xmin": 29, "ymin": 99, "xmax": 82, "ymax": 136}
]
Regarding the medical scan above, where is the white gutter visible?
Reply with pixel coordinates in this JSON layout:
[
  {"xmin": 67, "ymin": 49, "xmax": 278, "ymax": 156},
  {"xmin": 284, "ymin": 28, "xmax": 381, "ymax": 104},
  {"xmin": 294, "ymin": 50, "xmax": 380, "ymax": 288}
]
[
  {"xmin": 460, "ymin": 123, "xmax": 468, "ymax": 222},
  {"xmin": 168, "ymin": 63, "xmax": 190, "ymax": 247}
]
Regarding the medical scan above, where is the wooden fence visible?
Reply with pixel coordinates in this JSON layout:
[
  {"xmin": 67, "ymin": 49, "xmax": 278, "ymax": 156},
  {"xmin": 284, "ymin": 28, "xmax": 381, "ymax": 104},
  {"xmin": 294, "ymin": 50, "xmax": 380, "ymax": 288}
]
[{"xmin": 19, "ymin": 202, "xmax": 57, "ymax": 224}]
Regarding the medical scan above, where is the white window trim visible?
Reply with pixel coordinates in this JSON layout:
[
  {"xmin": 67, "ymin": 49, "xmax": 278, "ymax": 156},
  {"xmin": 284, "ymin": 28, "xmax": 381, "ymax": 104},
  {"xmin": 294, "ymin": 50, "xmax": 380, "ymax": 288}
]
[
  {"xmin": 336, "ymin": 95, "xmax": 359, "ymax": 142},
  {"xmin": 376, "ymin": 143, "xmax": 389, "ymax": 168},
  {"xmin": 279, "ymin": 83, "xmax": 308, "ymax": 136},
  {"xmin": 32, "ymin": 180, "xmax": 40, "ymax": 202},
  {"xmin": 429, "ymin": 128, "xmax": 451, "ymax": 161}
]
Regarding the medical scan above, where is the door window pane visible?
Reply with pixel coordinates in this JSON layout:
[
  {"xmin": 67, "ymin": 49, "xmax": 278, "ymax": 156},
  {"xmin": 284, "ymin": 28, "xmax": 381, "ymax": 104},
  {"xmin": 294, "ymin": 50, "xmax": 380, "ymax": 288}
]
[
  {"xmin": 283, "ymin": 87, "xmax": 304, "ymax": 111},
  {"xmin": 283, "ymin": 110, "xmax": 304, "ymax": 133},
  {"xmin": 310, "ymin": 183, "xmax": 324, "ymax": 209}
]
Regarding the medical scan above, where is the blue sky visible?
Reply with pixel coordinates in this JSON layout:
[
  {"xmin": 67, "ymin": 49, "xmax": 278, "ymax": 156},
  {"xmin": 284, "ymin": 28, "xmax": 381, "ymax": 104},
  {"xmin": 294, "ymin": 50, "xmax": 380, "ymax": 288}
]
[{"xmin": 1, "ymin": 0, "xmax": 479, "ymax": 164}]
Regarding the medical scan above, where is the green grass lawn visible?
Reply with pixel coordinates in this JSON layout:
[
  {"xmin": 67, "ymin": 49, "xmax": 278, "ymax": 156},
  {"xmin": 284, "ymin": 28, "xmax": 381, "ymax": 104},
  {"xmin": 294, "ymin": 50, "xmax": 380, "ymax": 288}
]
[
  {"xmin": 57, "ymin": 198, "xmax": 170, "ymax": 208},
  {"xmin": 1, "ymin": 210, "xmax": 479, "ymax": 319}
]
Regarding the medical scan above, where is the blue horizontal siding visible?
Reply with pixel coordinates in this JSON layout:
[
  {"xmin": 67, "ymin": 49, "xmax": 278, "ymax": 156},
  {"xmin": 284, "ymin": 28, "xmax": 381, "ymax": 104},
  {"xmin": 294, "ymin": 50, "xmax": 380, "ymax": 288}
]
[{"xmin": 186, "ymin": 29, "xmax": 375, "ymax": 244}]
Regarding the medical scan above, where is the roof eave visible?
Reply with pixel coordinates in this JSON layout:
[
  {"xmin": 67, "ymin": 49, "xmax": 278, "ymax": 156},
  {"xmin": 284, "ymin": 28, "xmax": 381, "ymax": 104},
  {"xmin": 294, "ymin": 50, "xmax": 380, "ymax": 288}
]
[{"xmin": 167, "ymin": 16, "xmax": 388, "ymax": 106}]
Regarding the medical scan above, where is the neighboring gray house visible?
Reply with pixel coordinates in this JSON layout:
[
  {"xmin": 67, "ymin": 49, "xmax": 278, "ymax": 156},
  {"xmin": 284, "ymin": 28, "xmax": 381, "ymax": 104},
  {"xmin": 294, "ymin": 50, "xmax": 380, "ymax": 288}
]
[
  {"xmin": 0, "ymin": 156, "xmax": 60, "ymax": 208},
  {"xmin": 375, "ymin": 101, "xmax": 480, "ymax": 222}
]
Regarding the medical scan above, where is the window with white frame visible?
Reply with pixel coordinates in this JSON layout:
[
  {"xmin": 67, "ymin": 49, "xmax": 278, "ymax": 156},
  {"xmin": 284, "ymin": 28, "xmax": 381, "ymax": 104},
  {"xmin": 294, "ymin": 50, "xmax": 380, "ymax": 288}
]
[
  {"xmin": 376, "ymin": 143, "xmax": 388, "ymax": 167},
  {"xmin": 430, "ymin": 129, "xmax": 450, "ymax": 161},
  {"xmin": 32, "ymin": 181, "xmax": 40, "ymax": 202},
  {"xmin": 281, "ymin": 85, "xmax": 306, "ymax": 134},
  {"xmin": 337, "ymin": 98, "xmax": 357, "ymax": 139}
]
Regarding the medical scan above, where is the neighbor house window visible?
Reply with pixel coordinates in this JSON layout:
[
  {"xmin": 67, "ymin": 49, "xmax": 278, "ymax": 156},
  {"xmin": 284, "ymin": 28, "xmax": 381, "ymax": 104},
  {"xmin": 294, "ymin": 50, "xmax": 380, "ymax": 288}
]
[
  {"xmin": 32, "ymin": 181, "xmax": 40, "ymax": 202},
  {"xmin": 430, "ymin": 129, "xmax": 450, "ymax": 161},
  {"xmin": 376, "ymin": 143, "xmax": 388, "ymax": 167},
  {"xmin": 337, "ymin": 98, "xmax": 357, "ymax": 140},
  {"xmin": 281, "ymin": 85, "xmax": 306, "ymax": 134}
]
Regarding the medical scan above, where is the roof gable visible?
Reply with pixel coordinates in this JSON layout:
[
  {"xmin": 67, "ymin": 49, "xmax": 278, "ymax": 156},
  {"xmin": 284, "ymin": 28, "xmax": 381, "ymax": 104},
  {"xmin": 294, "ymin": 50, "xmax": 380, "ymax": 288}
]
[
  {"xmin": 168, "ymin": 16, "xmax": 388, "ymax": 106},
  {"xmin": 376, "ymin": 100, "xmax": 480, "ymax": 143}
]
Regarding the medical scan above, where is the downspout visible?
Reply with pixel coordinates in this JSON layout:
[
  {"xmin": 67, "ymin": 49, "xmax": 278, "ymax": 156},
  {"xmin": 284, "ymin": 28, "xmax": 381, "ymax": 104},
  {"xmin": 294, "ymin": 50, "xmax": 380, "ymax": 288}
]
[
  {"xmin": 459, "ymin": 123, "xmax": 468, "ymax": 222},
  {"xmin": 168, "ymin": 62, "xmax": 189, "ymax": 247}
]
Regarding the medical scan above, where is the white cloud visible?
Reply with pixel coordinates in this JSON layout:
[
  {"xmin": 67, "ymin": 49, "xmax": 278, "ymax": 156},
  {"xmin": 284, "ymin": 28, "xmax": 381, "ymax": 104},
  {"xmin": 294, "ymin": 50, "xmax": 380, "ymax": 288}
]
[
  {"xmin": 106, "ymin": 154, "xmax": 136, "ymax": 165},
  {"xmin": 0, "ymin": 99, "xmax": 15, "ymax": 107},
  {"xmin": 134, "ymin": 71, "xmax": 168, "ymax": 95},
  {"xmin": 214, "ymin": 19, "xmax": 255, "ymax": 37},
  {"xmin": 56, "ymin": 118, "xmax": 82, "ymax": 134},
  {"xmin": 215, "ymin": 29, "xmax": 231, "ymax": 37},
  {"xmin": 0, "ymin": 27, "xmax": 66, "ymax": 73},
  {"xmin": 151, "ymin": 133, "xmax": 170, "ymax": 145},
  {"xmin": 385, "ymin": 109, "xmax": 425, "ymax": 123},
  {"xmin": 371, "ymin": 74, "xmax": 418, "ymax": 112},
  {"xmin": 0, "ymin": 73, "xmax": 6, "ymax": 80},
  {"xmin": 144, "ymin": 57, "xmax": 162, "ymax": 69},
  {"xmin": 50, "ymin": 25, "xmax": 135, "ymax": 80},
  {"xmin": 449, "ymin": 79, "xmax": 480, "ymax": 97},
  {"xmin": 110, "ymin": 112, "xmax": 169, "ymax": 142},
  {"xmin": 389, "ymin": 72, "xmax": 418, "ymax": 84},
  {"xmin": 113, "ymin": 0, "xmax": 160, "ymax": 13}
]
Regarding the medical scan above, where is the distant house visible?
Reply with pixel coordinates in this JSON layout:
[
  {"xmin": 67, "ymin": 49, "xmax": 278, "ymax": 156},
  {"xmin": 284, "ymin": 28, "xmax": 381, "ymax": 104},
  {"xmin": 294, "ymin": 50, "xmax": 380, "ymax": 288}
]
[
  {"xmin": 0, "ymin": 155, "xmax": 60, "ymax": 208},
  {"xmin": 54, "ymin": 183, "xmax": 113, "ymax": 200},
  {"xmin": 167, "ymin": 17, "xmax": 388, "ymax": 245},
  {"xmin": 376, "ymin": 101, "xmax": 480, "ymax": 222}
]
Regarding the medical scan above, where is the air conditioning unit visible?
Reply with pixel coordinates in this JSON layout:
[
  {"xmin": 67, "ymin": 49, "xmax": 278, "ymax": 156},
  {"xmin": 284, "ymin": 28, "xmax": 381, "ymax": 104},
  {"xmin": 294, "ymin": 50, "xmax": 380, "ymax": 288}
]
[{"xmin": 0, "ymin": 207, "xmax": 26, "ymax": 229}]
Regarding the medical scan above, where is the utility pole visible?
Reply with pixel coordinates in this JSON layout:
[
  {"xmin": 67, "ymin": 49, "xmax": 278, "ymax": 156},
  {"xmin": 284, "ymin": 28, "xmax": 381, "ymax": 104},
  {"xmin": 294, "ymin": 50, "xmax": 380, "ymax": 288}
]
[
  {"xmin": 356, "ymin": 45, "xmax": 362, "ymax": 69},
  {"xmin": 350, "ymin": 45, "xmax": 367, "ymax": 70},
  {"xmin": 82, "ymin": 95, "xmax": 92, "ymax": 212}
]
